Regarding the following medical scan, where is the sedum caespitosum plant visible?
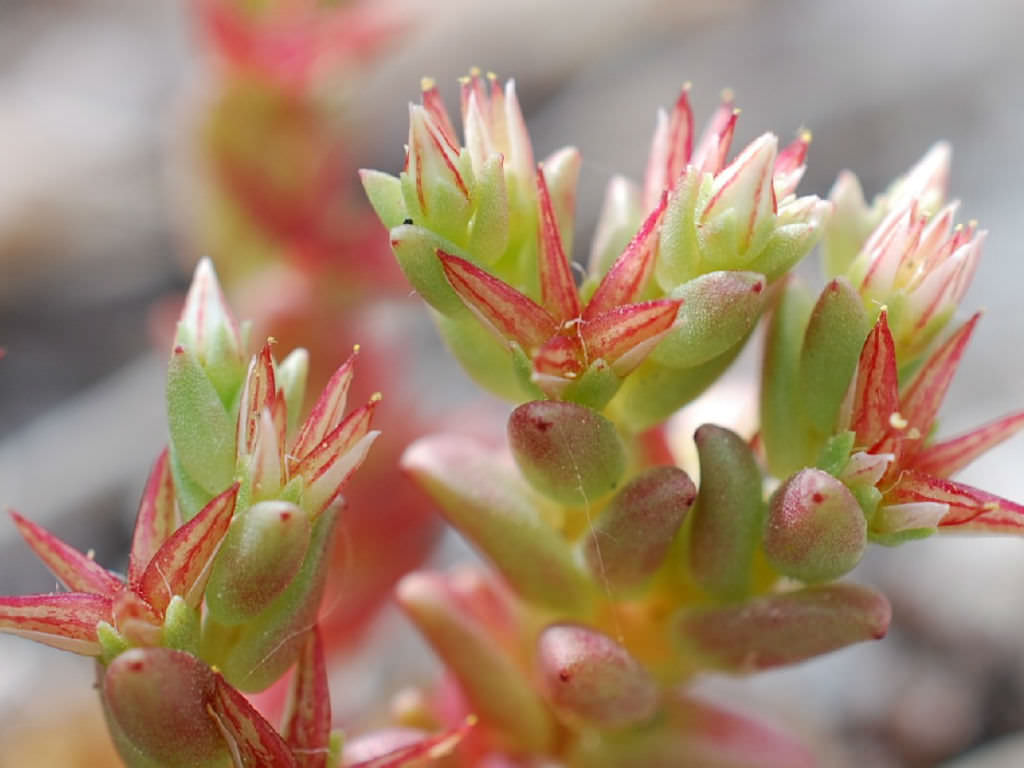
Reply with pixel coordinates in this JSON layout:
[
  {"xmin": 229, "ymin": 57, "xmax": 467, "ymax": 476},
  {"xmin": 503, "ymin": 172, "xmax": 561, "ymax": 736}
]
[
  {"xmin": 356, "ymin": 73, "xmax": 1024, "ymax": 766},
  {"xmin": 0, "ymin": 261, "xmax": 471, "ymax": 768}
]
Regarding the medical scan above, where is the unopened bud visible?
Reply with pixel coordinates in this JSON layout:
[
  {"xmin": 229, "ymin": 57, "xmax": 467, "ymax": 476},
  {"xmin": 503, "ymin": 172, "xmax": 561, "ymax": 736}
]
[{"xmin": 765, "ymin": 469, "xmax": 866, "ymax": 583}]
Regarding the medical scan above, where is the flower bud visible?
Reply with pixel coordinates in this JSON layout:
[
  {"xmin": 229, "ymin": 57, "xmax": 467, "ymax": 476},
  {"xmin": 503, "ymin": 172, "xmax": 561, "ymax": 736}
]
[
  {"xmin": 102, "ymin": 648, "xmax": 227, "ymax": 768},
  {"xmin": 688, "ymin": 425, "xmax": 764, "ymax": 601},
  {"xmin": 537, "ymin": 624, "xmax": 659, "ymax": 729},
  {"xmin": 581, "ymin": 467, "xmax": 695, "ymax": 591},
  {"xmin": 507, "ymin": 401, "xmax": 626, "ymax": 506},
  {"xmin": 679, "ymin": 583, "xmax": 891, "ymax": 671},
  {"xmin": 765, "ymin": 469, "xmax": 866, "ymax": 582},
  {"xmin": 205, "ymin": 500, "xmax": 312, "ymax": 625}
]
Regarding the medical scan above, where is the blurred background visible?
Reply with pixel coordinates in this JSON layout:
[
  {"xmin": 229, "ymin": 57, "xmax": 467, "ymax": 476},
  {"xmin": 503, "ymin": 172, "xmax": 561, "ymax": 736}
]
[{"xmin": 1, "ymin": 0, "xmax": 1023, "ymax": 765}]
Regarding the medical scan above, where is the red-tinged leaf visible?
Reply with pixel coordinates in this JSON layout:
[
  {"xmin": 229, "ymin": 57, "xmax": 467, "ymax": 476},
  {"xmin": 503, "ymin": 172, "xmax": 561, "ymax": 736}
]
[
  {"xmin": 138, "ymin": 484, "xmax": 239, "ymax": 615},
  {"xmin": 584, "ymin": 190, "xmax": 669, "ymax": 320},
  {"xmin": 910, "ymin": 411, "xmax": 1024, "ymax": 478},
  {"xmin": 897, "ymin": 313, "xmax": 980, "ymax": 443},
  {"xmin": 292, "ymin": 403, "xmax": 379, "ymax": 514},
  {"xmin": 692, "ymin": 91, "xmax": 737, "ymax": 174},
  {"xmin": 238, "ymin": 342, "xmax": 278, "ymax": 457},
  {"xmin": 209, "ymin": 673, "xmax": 298, "ymax": 768},
  {"xmin": 291, "ymin": 349, "xmax": 357, "ymax": 462},
  {"xmin": 347, "ymin": 718, "xmax": 476, "ymax": 768},
  {"xmin": 850, "ymin": 310, "xmax": 900, "ymax": 448},
  {"xmin": 438, "ymin": 250, "xmax": 557, "ymax": 352},
  {"xmin": 129, "ymin": 449, "xmax": 179, "ymax": 586},
  {"xmin": 884, "ymin": 470, "xmax": 995, "ymax": 525},
  {"xmin": 10, "ymin": 512, "xmax": 122, "ymax": 596},
  {"xmin": 0, "ymin": 592, "xmax": 111, "ymax": 656},
  {"xmin": 536, "ymin": 166, "xmax": 582, "ymax": 322},
  {"xmin": 281, "ymin": 628, "xmax": 330, "ymax": 768},
  {"xmin": 582, "ymin": 299, "xmax": 682, "ymax": 373}
]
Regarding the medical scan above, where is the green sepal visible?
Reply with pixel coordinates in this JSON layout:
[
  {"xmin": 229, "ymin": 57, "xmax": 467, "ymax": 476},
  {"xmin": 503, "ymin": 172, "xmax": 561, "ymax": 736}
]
[
  {"xmin": 360, "ymin": 169, "xmax": 407, "ymax": 229},
  {"xmin": 760, "ymin": 278, "xmax": 815, "ymax": 478},
  {"xmin": 869, "ymin": 526, "xmax": 936, "ymax": 547},
  {"xmin": 389, "ymin": 224, "xmax": 471, "ymax": 315},
  {"xmin": 850, "ymin": 483, "xmax": 883, "ymax": 523},
  {"xmin": 166, "ymin": 346, "xmax": 237, "ymax": 500},
  {"xmin": 687, "ymin": 425, "xmax": 765, "ymax": 601},
  {"xmin": 649, "ymin": 271, "xmax": 767, "ymax": 369},
  {"xmin": 436, "ymin": 311, "xmax": 541, "ymax": 403},
  {"xmin": 468, "ymin": 154, "xmax": 511, "ymax": 264},
  {"xmin": 798, "ymin": 277, "xmax": 870, "ymax": 437},
  {"xmin": 560, "ymin": 359, "xmax": 622, "ymax": 411},
  {"xmin": 755, "ymin": 222, "xmax": 822, "ymax": 283},
  {"xmin": 98, "ymin": 621, "xmax": 129, "ymax": 666},
  {"xmin": 654, "ymin": 170, "xmax": 706, "ymax": 291},
  {"xmin": 816, "ymin": 431, "xmax": 856, "ymax": 477},
  {"xmin": 327, "ymin": 731, "xmax": 344, "ymax": 768},
  {"xmin": 161, "ymin": 596, "xmax": 200, "ymax": 655}
]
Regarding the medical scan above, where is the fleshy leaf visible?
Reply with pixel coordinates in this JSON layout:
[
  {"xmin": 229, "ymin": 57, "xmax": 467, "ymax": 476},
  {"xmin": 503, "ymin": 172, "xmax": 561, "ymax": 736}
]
[
  {"xmin": 0, "ymin": 592, "xmax": 111, "ymax": 656},
  {"xmin": 10, "ymin": 512, "xmax": 122, "ymax": 596},
  {"xmin": 138, "ymin": 483, "xmax": 239, "ymax": 615},
  {"xmin": 537, "ymin": 623, "xmax": 658, "ymax": 729},
  {"xmin": 396, "ymin": 571, "xmax": 553, "ymax": 752},
  {"xmin": 679, "ymin": 583, "xmax": 891, "ymax": 671},
  {"xmin": 129, "ymin": 450, "xmax": 180, "ymax": 587},
  {"xmin": 688, "ymin": 425, "xmax": 765, "ymax": 601}
]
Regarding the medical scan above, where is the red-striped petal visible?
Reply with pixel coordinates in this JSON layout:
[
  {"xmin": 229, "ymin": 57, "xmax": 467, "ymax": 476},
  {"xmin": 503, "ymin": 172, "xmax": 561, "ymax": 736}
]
[
  {"xmin": 138, "ymin": 483, "xmax": 239, "ymax": 614},
  {"xmin": 693, "ymin": 91, "xmax": 737, "ymax": 175},
  {"xmin": 582, "ymin": 299, "xmax": 682, "ymax": 374},
  {"xmin": 0, "ymin": 592, "xmax": 111, "ymax": 656},
  {"xmin": 10, "ymin": 512, "xmax": 122, "ymax": 596},
  {"xmin": 210, "ymin": 673, "xmax": 298, "ymax": 768},
  {"xmin": 291, "ymin": 402, "xmax": 379, "ymax": 515},
  {"xmin": 849, "ymin": 310, "xmax": 900, "ymax": 448},
  {"xmin": 584, "ymin": 190, "xmax": 669, "ymax": 319},
  {"xmin": 910, "ymin": 411, "xmax": 1024, "ymax": 478},
  {"xmin": 884, "ymin": 469, "xmax": 1004, "ymax": 525},
  {"xmin": 536, "ymin": 166, "xmax": 582, "ymax": 322},
  {"xmin": 347, "ymin": 718, "xmax": 476, "ymax": 768},
  {"xmin": 291, "ymin": 349, "xmax": 357, "ymax": 462},
  {"xmin": 420, "ymin": 77, "xmax": 458, "ymax": 150},
  {"xmin": 281, "ymin": 628, "xmax": 330, "ymax": 768},
  {"xmin": 129, "ymin": 450, "xmax": 179, "ymax": 586},
  {"xmin": 438, "ymin": 250, "xmax": 557, "ymax": 352}
]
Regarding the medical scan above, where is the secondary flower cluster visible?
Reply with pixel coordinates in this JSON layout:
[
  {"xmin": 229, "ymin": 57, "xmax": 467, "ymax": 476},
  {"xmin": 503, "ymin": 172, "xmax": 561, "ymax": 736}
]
[{"xmin": 354, "ymin": 73, "xmax": 1024, "ymax": 766}]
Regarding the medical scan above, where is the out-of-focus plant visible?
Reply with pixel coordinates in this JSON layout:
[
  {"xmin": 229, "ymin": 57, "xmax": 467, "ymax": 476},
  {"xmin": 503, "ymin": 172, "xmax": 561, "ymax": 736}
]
[
  {"xmin": 185, "ymin": 0, "xmax": 441, "ymax": 651},
  {"xmin": 0, "ymin": 261, "xmax": 471, "ymax": 767},
  {"xmin": 355, "ymin": 73, "xmax": 1024, "ymax": 766}
]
